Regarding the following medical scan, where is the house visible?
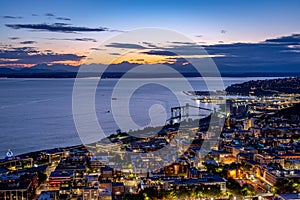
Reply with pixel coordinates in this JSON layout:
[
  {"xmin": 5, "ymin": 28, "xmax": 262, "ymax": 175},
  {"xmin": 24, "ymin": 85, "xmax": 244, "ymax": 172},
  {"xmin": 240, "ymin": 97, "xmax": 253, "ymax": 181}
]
[
  {"xmin": 273, "ymin": 193, "xmax": 300, "ymax": 200},
  {"xmin": 0, "ymin": 181, "xmax": 34, "ymax": 200},
  {"xmin": 48, "ymin": 170, "xmax": 74, "ymax": 189}
]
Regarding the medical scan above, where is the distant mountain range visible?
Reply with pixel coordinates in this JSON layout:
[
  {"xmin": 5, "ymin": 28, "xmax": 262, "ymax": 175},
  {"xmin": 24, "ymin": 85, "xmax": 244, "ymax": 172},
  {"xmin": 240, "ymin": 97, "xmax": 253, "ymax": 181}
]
[{"xmin": 0, "ymin": 63, "xmax": 300, "ymax": 78}]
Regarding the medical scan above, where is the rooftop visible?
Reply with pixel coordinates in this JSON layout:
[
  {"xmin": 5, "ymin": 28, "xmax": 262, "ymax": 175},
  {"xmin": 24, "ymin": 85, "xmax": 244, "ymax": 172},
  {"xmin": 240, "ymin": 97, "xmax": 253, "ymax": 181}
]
[
  {"xmin": 0, "ymin": 181, "xmax": 31, "ymax": 191},
  {"xmin": 49, "ymin": 170, "xmax": 74, "ymax": 178}
]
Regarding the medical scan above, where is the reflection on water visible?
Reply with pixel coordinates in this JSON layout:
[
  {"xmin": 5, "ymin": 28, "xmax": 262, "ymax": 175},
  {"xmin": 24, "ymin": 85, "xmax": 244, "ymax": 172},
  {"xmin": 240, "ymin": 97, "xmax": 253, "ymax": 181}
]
[{"xmin": 0, "ymin": 77, "xmax": 278, "ymax": 155}]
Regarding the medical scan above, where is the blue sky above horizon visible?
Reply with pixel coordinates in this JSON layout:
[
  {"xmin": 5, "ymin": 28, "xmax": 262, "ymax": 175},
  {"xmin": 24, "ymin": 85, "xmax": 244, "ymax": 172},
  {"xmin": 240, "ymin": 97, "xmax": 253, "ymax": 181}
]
[{"xmin": 1, "ymin": 0, "xmax": 300, "ymax": 71}]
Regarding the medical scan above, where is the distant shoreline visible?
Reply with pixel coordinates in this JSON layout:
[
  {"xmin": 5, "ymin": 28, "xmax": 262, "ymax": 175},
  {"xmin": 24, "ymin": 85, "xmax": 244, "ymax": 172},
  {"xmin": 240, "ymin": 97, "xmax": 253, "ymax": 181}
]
[
  {"xmin": 226, "ymin": 77, "xmax": 300, "ymax": 96},
  {"xmin": 0, "ymin": 72, "xmax": 298, "ymax": 78},
  {"xmin": 0, "ymin": 144, "xmax": 84, "ymax": 161}
]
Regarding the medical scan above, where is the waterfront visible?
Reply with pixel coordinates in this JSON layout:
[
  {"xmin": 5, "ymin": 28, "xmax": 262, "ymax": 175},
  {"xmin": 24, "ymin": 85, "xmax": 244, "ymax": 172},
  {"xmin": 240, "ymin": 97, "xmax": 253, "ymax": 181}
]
[
  {"xmin": 1, "ymin": 77, "xmax": 300, "ymax": 200},
  {"xmin": 0, "ymin": 77, "xmax": 281, "ymax": 156}
]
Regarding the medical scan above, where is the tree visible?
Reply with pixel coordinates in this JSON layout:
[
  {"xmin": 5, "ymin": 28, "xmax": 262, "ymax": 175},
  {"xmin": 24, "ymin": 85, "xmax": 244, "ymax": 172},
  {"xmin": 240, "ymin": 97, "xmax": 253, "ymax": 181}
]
[
  {"xmin": 284, "ymin": 160, "xmax": 293, "ymax": 169},
  {"xmin": 274, "ymin": 178, "xmax": 300, "ymax": 193},
  {"xmin": 226, "ymin": 177, "xmax": 243, "ymax": 197},
  {"xmin": 241, "ymin": 184, "xmax": 255, "ymax": 196},
  {"xmin": 37, "ymin": 172, "xmax": 47, "ymax": 185}
]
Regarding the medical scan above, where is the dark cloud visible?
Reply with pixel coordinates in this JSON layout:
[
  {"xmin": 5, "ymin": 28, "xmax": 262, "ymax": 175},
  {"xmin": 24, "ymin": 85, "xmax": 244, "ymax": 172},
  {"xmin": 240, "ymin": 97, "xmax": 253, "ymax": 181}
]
[
  {"xmin": 160, "ymin": 44, "xmax": 207, "ymax": 56},
  {"xmin": 48, "ymin": 38, "xmax": 97, "ymax": 42},
  {"xmin": 6, "ymin": 23, "xmax": 109, "ymax": 33},
  {"xmin": 90, "ymin": 47, "xmax": 105, "ymax": 51},
  {"xmin": 204, "ymin": 34, "xmax": 300, "ymax": 72},
  {"xmin": 221, "ymin": 30, "xmax": 227, "ymax": 34},
  {"xmin": 9, "ymin": 37, "xmax": 20, "ymax": 40},
  {"xmin": 195, "ymin": 35, "xmax": 203, "ymax": 38},
  {"xmin": 0, "ymin": 47, "xmax": 84, "ymax": 65},
  {"xmin": 168, "ymin": 41, "xmax": 196, "ymax": 45},
  {"xmin": 56, "ymin": 17, "xmax": 71, "ymax": 21},
  {"xmin": 45, "ymin": 13, "xmax": 55, "ymax": 17},
  {"xmin": 136, "ymin": 33, "xmax": 300, "ymax": 73},
  {"xmin": 32, "ymin": 14, "xmax": 38, "ymax": 16},
  {"xmin": 52, "ymin": 22, "xmax": 71, "ymax": 26},
  {"xmin": 2, "ymin": 33, "xmax": 299, "ymax": 74},
  {"xmin": 105, "ymin": 43, "xmax": 145, "ymax": 49},
  {"xmin": 109, "ymin": 29, "xmax": 125, "ymax": 33},
  {"xmin": 142, "ymin": 42, "xmax": 157, "ymax": 48},
  {"xmin": 70, "ymin": 38, "xmax": 97, "ymax": 42},
  {"xmin": 20, "ymin": 41, "xmax": 37, "ymax": 44},
  {"xmin": 109, "ymin": 52, "xmax": 121, "ymax": 56},
  {"xmin": 143, "ymin": 50, "xmax": 177, "ymax": 56},
  {"xmin": 2, "ymin": 16, "xmax": 22, "ymax": 19},
  {"xmin": 44, "ymin": 49, "xmax": 54, "ymax": 53},
  {"xmin": 265, "ymin": 34, "xmax": 300, "ymax": 44}
]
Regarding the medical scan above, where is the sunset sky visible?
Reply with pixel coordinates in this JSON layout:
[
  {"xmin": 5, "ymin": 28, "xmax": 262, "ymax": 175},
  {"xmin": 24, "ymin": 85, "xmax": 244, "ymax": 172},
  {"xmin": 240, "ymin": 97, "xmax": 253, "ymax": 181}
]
[{"xmin": 1, "ymin": 0, "xmax": 300, "ymax": 71}]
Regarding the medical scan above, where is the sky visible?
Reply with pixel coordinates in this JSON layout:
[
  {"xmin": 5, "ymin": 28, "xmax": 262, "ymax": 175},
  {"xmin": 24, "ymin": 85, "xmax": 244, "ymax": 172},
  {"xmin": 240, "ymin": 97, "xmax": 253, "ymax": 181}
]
[{"xmin": 0, "ymin": 0, "xmax": 300, "ymax": 72}]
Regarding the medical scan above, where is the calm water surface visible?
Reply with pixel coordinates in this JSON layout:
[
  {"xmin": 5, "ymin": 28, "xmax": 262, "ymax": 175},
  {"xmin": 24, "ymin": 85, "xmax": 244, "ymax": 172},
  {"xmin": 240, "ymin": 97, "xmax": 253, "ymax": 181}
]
[{"xmin": 0, "ymin": 77, "xmax": 278, "ymax": 155}]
